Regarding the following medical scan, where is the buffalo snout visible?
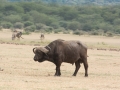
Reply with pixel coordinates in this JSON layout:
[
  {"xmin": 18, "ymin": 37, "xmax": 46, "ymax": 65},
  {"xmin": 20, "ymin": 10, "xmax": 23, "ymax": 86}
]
[{"xmin": 34, "ymin": 56, "xmax": 38, "ymax": 61}]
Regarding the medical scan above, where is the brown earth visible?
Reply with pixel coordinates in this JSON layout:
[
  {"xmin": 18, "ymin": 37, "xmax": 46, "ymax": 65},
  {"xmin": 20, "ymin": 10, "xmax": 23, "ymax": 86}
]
[{"xmin": 0, "ymin": 30, "xmax": 120, "ymax": 90}]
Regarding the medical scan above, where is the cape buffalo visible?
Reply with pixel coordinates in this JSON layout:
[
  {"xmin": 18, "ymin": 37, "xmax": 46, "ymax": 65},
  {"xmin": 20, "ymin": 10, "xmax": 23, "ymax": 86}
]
[{"xmin": 33, "ymin": 39, "xmax": 88, "ymax": 77}]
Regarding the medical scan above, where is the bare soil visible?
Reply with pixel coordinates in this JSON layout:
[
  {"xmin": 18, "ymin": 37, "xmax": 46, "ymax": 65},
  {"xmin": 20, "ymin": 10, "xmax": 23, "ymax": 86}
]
[{"xmin": 0, "ymin": 30, "xmax": 120, "ymax": 90}]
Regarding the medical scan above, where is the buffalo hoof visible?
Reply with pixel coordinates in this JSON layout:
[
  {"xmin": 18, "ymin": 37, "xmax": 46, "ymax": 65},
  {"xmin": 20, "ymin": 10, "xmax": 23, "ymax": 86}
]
[
  {"xmin": 72, "ymin": 74, "xmax": 76, "ymax": 76},
  {"xmin": 54, "ymin": 74, "xmax": 61, "ymax": 77},
  {"xmin": 54, "ymin": 75, "xmax": 61, "ymax": 77},
  {"xmin": 85, "ymin": 74, "xmax": 88, "ymax": 77}
]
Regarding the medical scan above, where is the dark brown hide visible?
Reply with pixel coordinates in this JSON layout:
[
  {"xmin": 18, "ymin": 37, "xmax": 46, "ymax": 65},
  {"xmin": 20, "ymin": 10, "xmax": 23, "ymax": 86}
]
[{"xmin": 33, "ymin": 39, "xmax": 88, "ymax": 77}]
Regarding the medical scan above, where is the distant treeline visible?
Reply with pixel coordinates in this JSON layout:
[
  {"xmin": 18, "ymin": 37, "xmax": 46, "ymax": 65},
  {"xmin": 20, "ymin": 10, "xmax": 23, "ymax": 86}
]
[
  {"xmin": 0, "ymin": 1, "xmax": 120, "ymax": 35},
  {"xmin": 7, "ymin": 0, "xmax": 120, "ymax": 5}
]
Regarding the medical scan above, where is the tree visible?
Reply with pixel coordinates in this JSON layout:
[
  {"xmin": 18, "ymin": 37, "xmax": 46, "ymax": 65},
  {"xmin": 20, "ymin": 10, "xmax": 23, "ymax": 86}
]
[
  {"xmin": 3, "ymin": 4, "xmax": 24, "ymax": 15},
  {"xmin": 113, "ymin": 19, "xmax": 120, "ymax": 25},
  {"xmin": 3, "ymin": 15, "xmax": 22, "ymax": 23},
  {"xmin": 22, "ymin": 14, "xmax": 33, "ymax": 21},
  {"xmin": 59, "ymin": 6, "xmax": 78, "ymax": 20},
  {"xmin": 50, "ymin": 22, "xmax": 59, "ymax": 29},
  {"xmin": 82, "ymin": 23, "xmax": 93, "ymax": 31},
  {"xmin": 67, "ymin": 21, "xmax": 80, "ymax": 30}
]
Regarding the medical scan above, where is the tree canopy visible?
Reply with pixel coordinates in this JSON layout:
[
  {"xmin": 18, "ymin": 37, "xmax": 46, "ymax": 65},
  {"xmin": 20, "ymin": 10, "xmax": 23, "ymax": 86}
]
[
  {"xmin": 8, "ymin": 0, "xmax": 120, "ymax": 5},
  {"xmin": 0, "ymin": 1, "xmax": 120, "ymax": 34}
]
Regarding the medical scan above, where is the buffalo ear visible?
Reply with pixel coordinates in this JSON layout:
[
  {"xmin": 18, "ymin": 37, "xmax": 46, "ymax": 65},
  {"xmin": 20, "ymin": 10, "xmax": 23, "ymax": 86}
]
[{"xmin": 37, "ymin": 47, "xmax": 49, "ymax": 54}]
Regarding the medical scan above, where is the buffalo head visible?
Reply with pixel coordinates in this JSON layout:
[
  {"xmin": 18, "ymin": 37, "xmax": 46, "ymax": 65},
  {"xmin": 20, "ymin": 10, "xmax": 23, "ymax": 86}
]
[{"xmin": 33, "ymin": 47, "xmax": 49, "ymax": 62}]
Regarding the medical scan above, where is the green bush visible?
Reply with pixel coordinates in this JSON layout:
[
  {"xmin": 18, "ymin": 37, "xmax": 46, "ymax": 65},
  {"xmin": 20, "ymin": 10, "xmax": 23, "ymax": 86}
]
[
  {"xmin": 1, "ymin": 22, "xmax": 13, "ymax": 29},
  {"xmin": 50, "ymin": 22, "xmax": 60, "ymax": 29},
  {"xmin": 25, "ymin": 25, "xmax": 36, "ymax": 32},
  {"xmin": 73, "ymin": 30, "xmax": 83, "ymax": 35},
  {"xmin": 3, "ymin": 15, "xmax": 22, "ymax": 23},
  {"xmin": 45, "ymin": 27, "xmax": 53, "ymax": 33},
  {"xmin": 67, "ymin": 21, "xmax": 80, "ymax": 30},
  {"xmin": 106, "ymin": 32, "xmax": 114, "ymax": 37},
  {"xmin": 90, "ymin": 30, "xmax": 99, "ymax": 35},
  {"xmin": 0, "ymin": 26, "xmax": 2, "ymax": 30},
  {"xmin": 59, "ymin": 21, "xmax": 68, "ymax": 29},
  {"xmin": 115, "ymin": 28, "xmax": 120, "ymax": 34},
  {"xmin": 22, "ymin": 31, "xmax": 30, "ymax": 35},
  {"xmin": 36, "ymin": 23, "xmax": 43, "ymax": 30},
  {"xmin": 54, "ymin": 29, "xmax": 62, "ymax": 33},
  {"xmin": 63, "ymin": 30, "xmax": 70, "ymax": 34},
  {"xmin": 22, "ymin": 14, "xmax": 33, "ymax": 21},
  {"xmin": 24, "ymin": 21, "xmax": 33, "ymax": 27},
  {"xmin": 14, "ymin": 22, "xmax": 24, "ymax": 29}
]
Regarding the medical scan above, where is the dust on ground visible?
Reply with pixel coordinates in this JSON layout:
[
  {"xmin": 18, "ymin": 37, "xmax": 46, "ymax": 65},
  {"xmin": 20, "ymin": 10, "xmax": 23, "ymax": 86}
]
[{"xmin": 0, "ymin": 31, "xmax": 120, "ymax": 90}]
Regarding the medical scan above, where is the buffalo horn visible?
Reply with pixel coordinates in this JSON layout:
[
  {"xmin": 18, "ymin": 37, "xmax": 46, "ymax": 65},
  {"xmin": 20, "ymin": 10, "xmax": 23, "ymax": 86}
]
[
  {"xmin": 33, "ymin": 48, "xmax": 36, "ymax": 53},
  {"xmin": 37, "ymin": 47, "xmax": 49, "ymax": 53},
  {"xmin": 46, "ymin": 46, "xmax": 51, "ymax": 51}
]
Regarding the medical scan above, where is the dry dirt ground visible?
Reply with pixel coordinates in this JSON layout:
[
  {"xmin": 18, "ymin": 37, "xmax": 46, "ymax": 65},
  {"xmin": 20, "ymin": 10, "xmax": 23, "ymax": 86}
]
[{"xmin": 0, "ymin": 30, "xmax": 120, "ymax": 90}]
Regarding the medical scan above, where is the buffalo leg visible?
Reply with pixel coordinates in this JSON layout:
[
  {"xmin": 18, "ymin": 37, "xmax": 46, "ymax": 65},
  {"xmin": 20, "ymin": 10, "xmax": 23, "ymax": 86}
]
[
  {"xmin": 54, "ymin": 61, "xmax": 61, "ymax": 76},
  {"xmin": 55, "ymin": 66, "xmax": 61, "ymax": 76},
  {"xmin": 73, "ymin": 60, "xmax": 80, "ymax": 76},
  {"xmin": 83, "ymin": 58, "xmax": 88, "ymax": 77}
]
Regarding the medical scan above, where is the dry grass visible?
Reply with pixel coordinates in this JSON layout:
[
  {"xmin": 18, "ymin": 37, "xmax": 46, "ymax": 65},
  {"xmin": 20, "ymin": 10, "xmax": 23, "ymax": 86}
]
[
  {"xmin": 0, "ymin": 30, "xmax": 120, "ymax": 90},
  {"xmin": 0, "ymin": 30, "xmax": 120, "ymax": 49}
]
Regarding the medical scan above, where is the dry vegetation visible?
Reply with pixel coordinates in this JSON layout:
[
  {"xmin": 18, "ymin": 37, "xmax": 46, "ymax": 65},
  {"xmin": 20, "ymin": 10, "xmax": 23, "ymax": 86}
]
[{"xmin": 0, "ymin": 30, "xmax": 120, "ymax": 90}]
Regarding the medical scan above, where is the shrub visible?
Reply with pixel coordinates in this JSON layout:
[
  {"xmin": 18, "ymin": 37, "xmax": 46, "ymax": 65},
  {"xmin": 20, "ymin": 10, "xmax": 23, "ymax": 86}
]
[
  {"xmin": 115, "ymin": 28, "xmax": 120, "ymax": 34},
  {"xmin": 106, "ymin": 32, "xmax": 114, "ymax": 37},
  {"xmin": 25, "ymin": 25, "xmax": 36, "ymax": 32},
  {"xmin": 90, "ymin": 30, "xmax": 99, "ymax": 35},
  {"xmin": 50, "ymin": 22, "xmax": 60, "ymax": 29},
  {"xmin": 36, "ymin": 23, "xmax": 43, "ymax": 30},
  {"xmin": 0, "ymin": 26, "xmax": 2, "ymax": 30},
  {"xmin": 54, "ymin": 29, "xmax": 62, "ymax": 33},
  {"xmin": 24, "ymin": 21, "xmax": 33, "ymax": 27},
  {"xmin": 73, "ymin": 30, "xmax": 83, "ymax": 35},
  {"xmin": 3, "ymin": 15, "xmax": 22, "ymax": 23},
  {"xmin": 59, "ymin": 21, "xmax": 68, "ymax": 28},
  {"xmin": 22, "ymin": 14, "xmax": 33, "ymax": 21},
  {"xmin": 67, "ymin": 21, "xmax": 80, "ymax": 30},
  {"xmin": 1, "ymin": 22, "xmax": 13, "ymax": 29},
  {"xmin": 14, "ymin": 22, "xmax": 24, "ymax": 29},
  {"xmin": 63, "ymin": 30, "xmax": 70, "ymax": 34},
  {"xmin": 22, "ymin": 31, "xmax": 30, "ymax": 35},
  {"xmin": 45, "ymin": 27, "xmax": 53, "ymax": 33}
]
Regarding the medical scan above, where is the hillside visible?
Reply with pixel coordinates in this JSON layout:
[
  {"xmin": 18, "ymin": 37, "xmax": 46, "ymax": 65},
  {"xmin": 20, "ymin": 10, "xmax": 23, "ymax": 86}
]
[
  {"xmin": 41, "ymin": 0, "xmax": 120, "ymax": 5},
  {"xmin": 0, "ymin": 0, "xmax": 120, "ymax": 35},
  {"xmin": 8, "ymin": 0, "xmax": 120, "ymax": 5}
]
